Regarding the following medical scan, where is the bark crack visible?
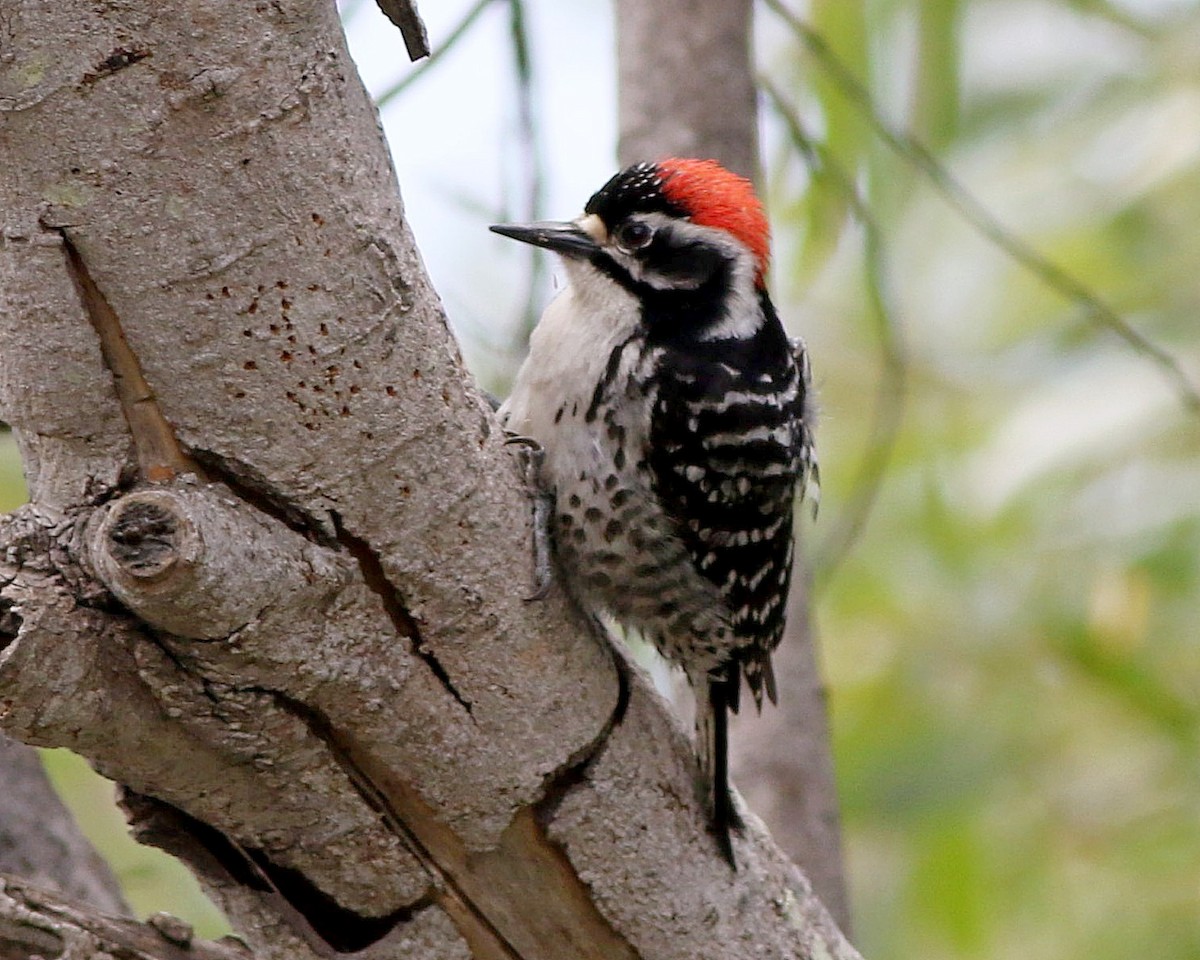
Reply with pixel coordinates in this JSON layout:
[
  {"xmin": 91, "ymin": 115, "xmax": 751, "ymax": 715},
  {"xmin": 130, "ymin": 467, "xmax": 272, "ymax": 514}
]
[
  {"xmin": 122, "ymin": 791, "xmax": 437, "ymax": 957},
  {"xmin": 329, "ymin": 511, "xmax": 473, "ymax": 716},
  {"xmin": 179, "ymin": 452, "xmax": 472, "ymax": 717},
  {"xmin": 58, "ymin": 232, "xmax": 200, "ymax": 484},
  {"xmin": 81, "ymin": 47, "xmax": 152, "ymax": 86},
  {"xmin": 267, "ymin": 692, "xmax": 522, "ymax": 959},
  {"xmin": 272, "ymin": 692, "xmax": 639, "ymax": 960},
  {"xmin": 189, "ymin": 448, "xmax": 336, "ymax": 547}
]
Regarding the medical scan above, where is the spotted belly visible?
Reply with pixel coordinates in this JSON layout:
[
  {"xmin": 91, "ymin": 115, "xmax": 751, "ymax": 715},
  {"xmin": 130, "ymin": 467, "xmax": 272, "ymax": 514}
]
[{"xmin": 546, "ymin": 401, "xmax": 735, "ymax": 675}]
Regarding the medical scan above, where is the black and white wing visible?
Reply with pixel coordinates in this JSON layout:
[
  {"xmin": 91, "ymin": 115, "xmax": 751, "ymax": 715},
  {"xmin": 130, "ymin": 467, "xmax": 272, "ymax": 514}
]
[{"xmin": 648, "ymin": 310, "xmax": 811, "ymax": 710}]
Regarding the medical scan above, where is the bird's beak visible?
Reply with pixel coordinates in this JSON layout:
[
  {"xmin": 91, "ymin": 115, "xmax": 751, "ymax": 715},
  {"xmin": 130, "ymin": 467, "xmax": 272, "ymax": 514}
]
[{"xmin": 489, "ymin": 220, "xmax": 600, "ymax": 258}]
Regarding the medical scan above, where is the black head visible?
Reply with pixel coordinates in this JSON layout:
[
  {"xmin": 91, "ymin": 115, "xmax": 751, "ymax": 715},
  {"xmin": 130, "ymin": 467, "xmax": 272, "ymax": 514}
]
[{"xmin": 490, "ymin": 159, "xmax": 771, "ymax": 296}]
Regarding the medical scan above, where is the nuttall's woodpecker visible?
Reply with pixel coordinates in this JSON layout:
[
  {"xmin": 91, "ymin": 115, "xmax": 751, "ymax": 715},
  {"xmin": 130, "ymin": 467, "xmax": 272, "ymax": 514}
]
[{"xmin": 492, "ymin": 158, "xmax": 818, "ymax": 866}]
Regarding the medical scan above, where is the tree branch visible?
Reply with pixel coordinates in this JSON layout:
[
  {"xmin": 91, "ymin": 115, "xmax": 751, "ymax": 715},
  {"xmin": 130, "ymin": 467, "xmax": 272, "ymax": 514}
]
[
  {"xmin": 615, "ymin": 0, "xmax": 760, "ymax": 180},
  {"xmin": 373, "ymin": 0, "xmax": 431, "ymax": 61},
  {"xmin": 0, "ymin": 875, "xmax": 248, "ymax": 960},
  {"xmin": 0, "ymin": 1, "xmax": 860, "ymax": 956},
  {"xmin": 762, "ymin": 0, "xmax": 1200, "ymax": 414}
]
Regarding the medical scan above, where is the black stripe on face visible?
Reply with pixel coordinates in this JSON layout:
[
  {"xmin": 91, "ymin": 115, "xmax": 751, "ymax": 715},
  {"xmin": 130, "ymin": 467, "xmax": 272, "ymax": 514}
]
[
  {"xmin": 639, "ymin": 224, "xmax": 727, "ymax": 290},
  {"xmin": 588, "ymin": 249, "xmax": 733, "ymax": 343}
]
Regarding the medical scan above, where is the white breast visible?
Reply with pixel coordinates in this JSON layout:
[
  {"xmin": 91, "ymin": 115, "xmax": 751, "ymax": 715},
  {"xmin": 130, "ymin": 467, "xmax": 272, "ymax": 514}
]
[
  {"xmin": 499, "ymin": 263, "xmax": 642, "ymax": 446},
  {"xmin": 498, "ymin": 262, "xmax": 731, "ymax": 661}
]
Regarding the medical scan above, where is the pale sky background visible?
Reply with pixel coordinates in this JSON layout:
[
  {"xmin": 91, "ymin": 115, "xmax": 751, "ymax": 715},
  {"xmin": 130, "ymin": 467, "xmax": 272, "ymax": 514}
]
[{"xmin": 342, "ymin": 0, "xmax": 619, "ymax": 384}]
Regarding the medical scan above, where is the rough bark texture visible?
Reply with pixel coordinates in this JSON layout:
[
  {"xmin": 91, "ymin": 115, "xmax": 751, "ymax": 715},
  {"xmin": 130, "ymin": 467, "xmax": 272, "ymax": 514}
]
[
  {"xmin": 0, "ymin": 1, "xmax": 859, "ymax": 958},
  {"xmin": 616, "ymin": 0, "xmax": 853, "ymax": 933},
  {"xmin": 0, "ymin": 735, "xmax": 129, "ymax": 918}
]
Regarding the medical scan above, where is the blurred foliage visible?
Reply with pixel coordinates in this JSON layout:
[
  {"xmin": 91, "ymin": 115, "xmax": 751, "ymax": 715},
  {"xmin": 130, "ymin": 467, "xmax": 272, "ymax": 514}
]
[
  {"xmin": 758, "ymin": 1, "xmax": 1200, "ymax": 957},
  {"xmin": 0, "ymin": 434, "xmax": 26, "ymax": 513},
  {"xmin": 2, "ymin": 0, "xmax": 1196, "ymax": 956}
]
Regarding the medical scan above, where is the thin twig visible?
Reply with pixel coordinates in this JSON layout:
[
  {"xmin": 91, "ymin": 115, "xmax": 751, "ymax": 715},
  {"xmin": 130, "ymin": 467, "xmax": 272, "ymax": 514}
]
[
  {"xmin": 761, "ymin": 0, "xmax": 1200, "ymax": 413},
  {"xmin": 507, "ymin": 0, "xmax": 549, "ymax": 346},
  {"xmin": 376, "ymin": 0, "xmax": 495, "ymax": 108},
  {"xmin": 761, "ymin": 80, "xmax": 908, "ymax": 582},
  {"xmin": 374, "ymin": 0, "xmax": 432, "ymax": 61}
]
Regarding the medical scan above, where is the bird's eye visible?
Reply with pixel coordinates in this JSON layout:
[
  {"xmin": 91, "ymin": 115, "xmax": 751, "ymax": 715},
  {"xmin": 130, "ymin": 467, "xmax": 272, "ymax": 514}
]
[{"xmin": 615, "ymin": 220, "xmax": 654, "ymax": 252}]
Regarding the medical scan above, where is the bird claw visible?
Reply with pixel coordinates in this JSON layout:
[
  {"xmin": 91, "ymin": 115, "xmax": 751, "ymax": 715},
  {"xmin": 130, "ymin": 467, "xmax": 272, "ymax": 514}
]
[{"xmin": 505, "ymin": 434, "xmax": 555, "ymax": 601}]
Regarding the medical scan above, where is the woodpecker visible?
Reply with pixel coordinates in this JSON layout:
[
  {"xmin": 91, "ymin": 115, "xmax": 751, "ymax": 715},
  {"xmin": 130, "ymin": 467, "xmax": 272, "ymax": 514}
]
[{"xmin": 492, "ymin": 158, "xmax": 817, "ymax": 865}]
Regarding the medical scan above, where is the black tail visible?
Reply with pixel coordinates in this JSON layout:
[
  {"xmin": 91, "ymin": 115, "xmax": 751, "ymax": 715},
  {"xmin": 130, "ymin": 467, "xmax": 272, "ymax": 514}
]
[{"xmin": 696, "ymin": 668, "xmax": 743, "ymax": 868}]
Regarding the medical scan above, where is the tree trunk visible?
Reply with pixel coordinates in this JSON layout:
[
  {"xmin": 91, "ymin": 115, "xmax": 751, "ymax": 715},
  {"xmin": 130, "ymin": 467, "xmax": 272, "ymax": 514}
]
[
  {"xmin": 0, "ymin": 734, "xmax": 129, "ymax": 917},
  {"xmin": 0, "ymin": 1, "xmax": 858, "ymax": 957},
  {"xmin": 615, "ymin": 0, "xmax": 853, "ymax": 933}
]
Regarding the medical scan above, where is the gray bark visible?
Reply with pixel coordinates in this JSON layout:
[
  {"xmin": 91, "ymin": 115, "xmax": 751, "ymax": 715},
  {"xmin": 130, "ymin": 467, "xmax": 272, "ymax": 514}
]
[
  {"xmin": 0, "ymin": 1, "xmax": 859, "ymax": 958},
  {"xmin": 615, "ymin": 0, "xmax": 853, "ymax": 933},
  {"xmin": 0, "ymin": 874, "xmax": 247, "ymax": 960},
  {"xmin": 0, "ymin": 734, "xmax": 129, "ymax": 917}
]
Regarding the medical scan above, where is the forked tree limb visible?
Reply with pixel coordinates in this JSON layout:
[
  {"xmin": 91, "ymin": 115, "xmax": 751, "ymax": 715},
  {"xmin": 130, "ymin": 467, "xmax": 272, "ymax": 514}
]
[{"xmin": 0, "ymin": 1, "xmax": 859, "ymax": 957}]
